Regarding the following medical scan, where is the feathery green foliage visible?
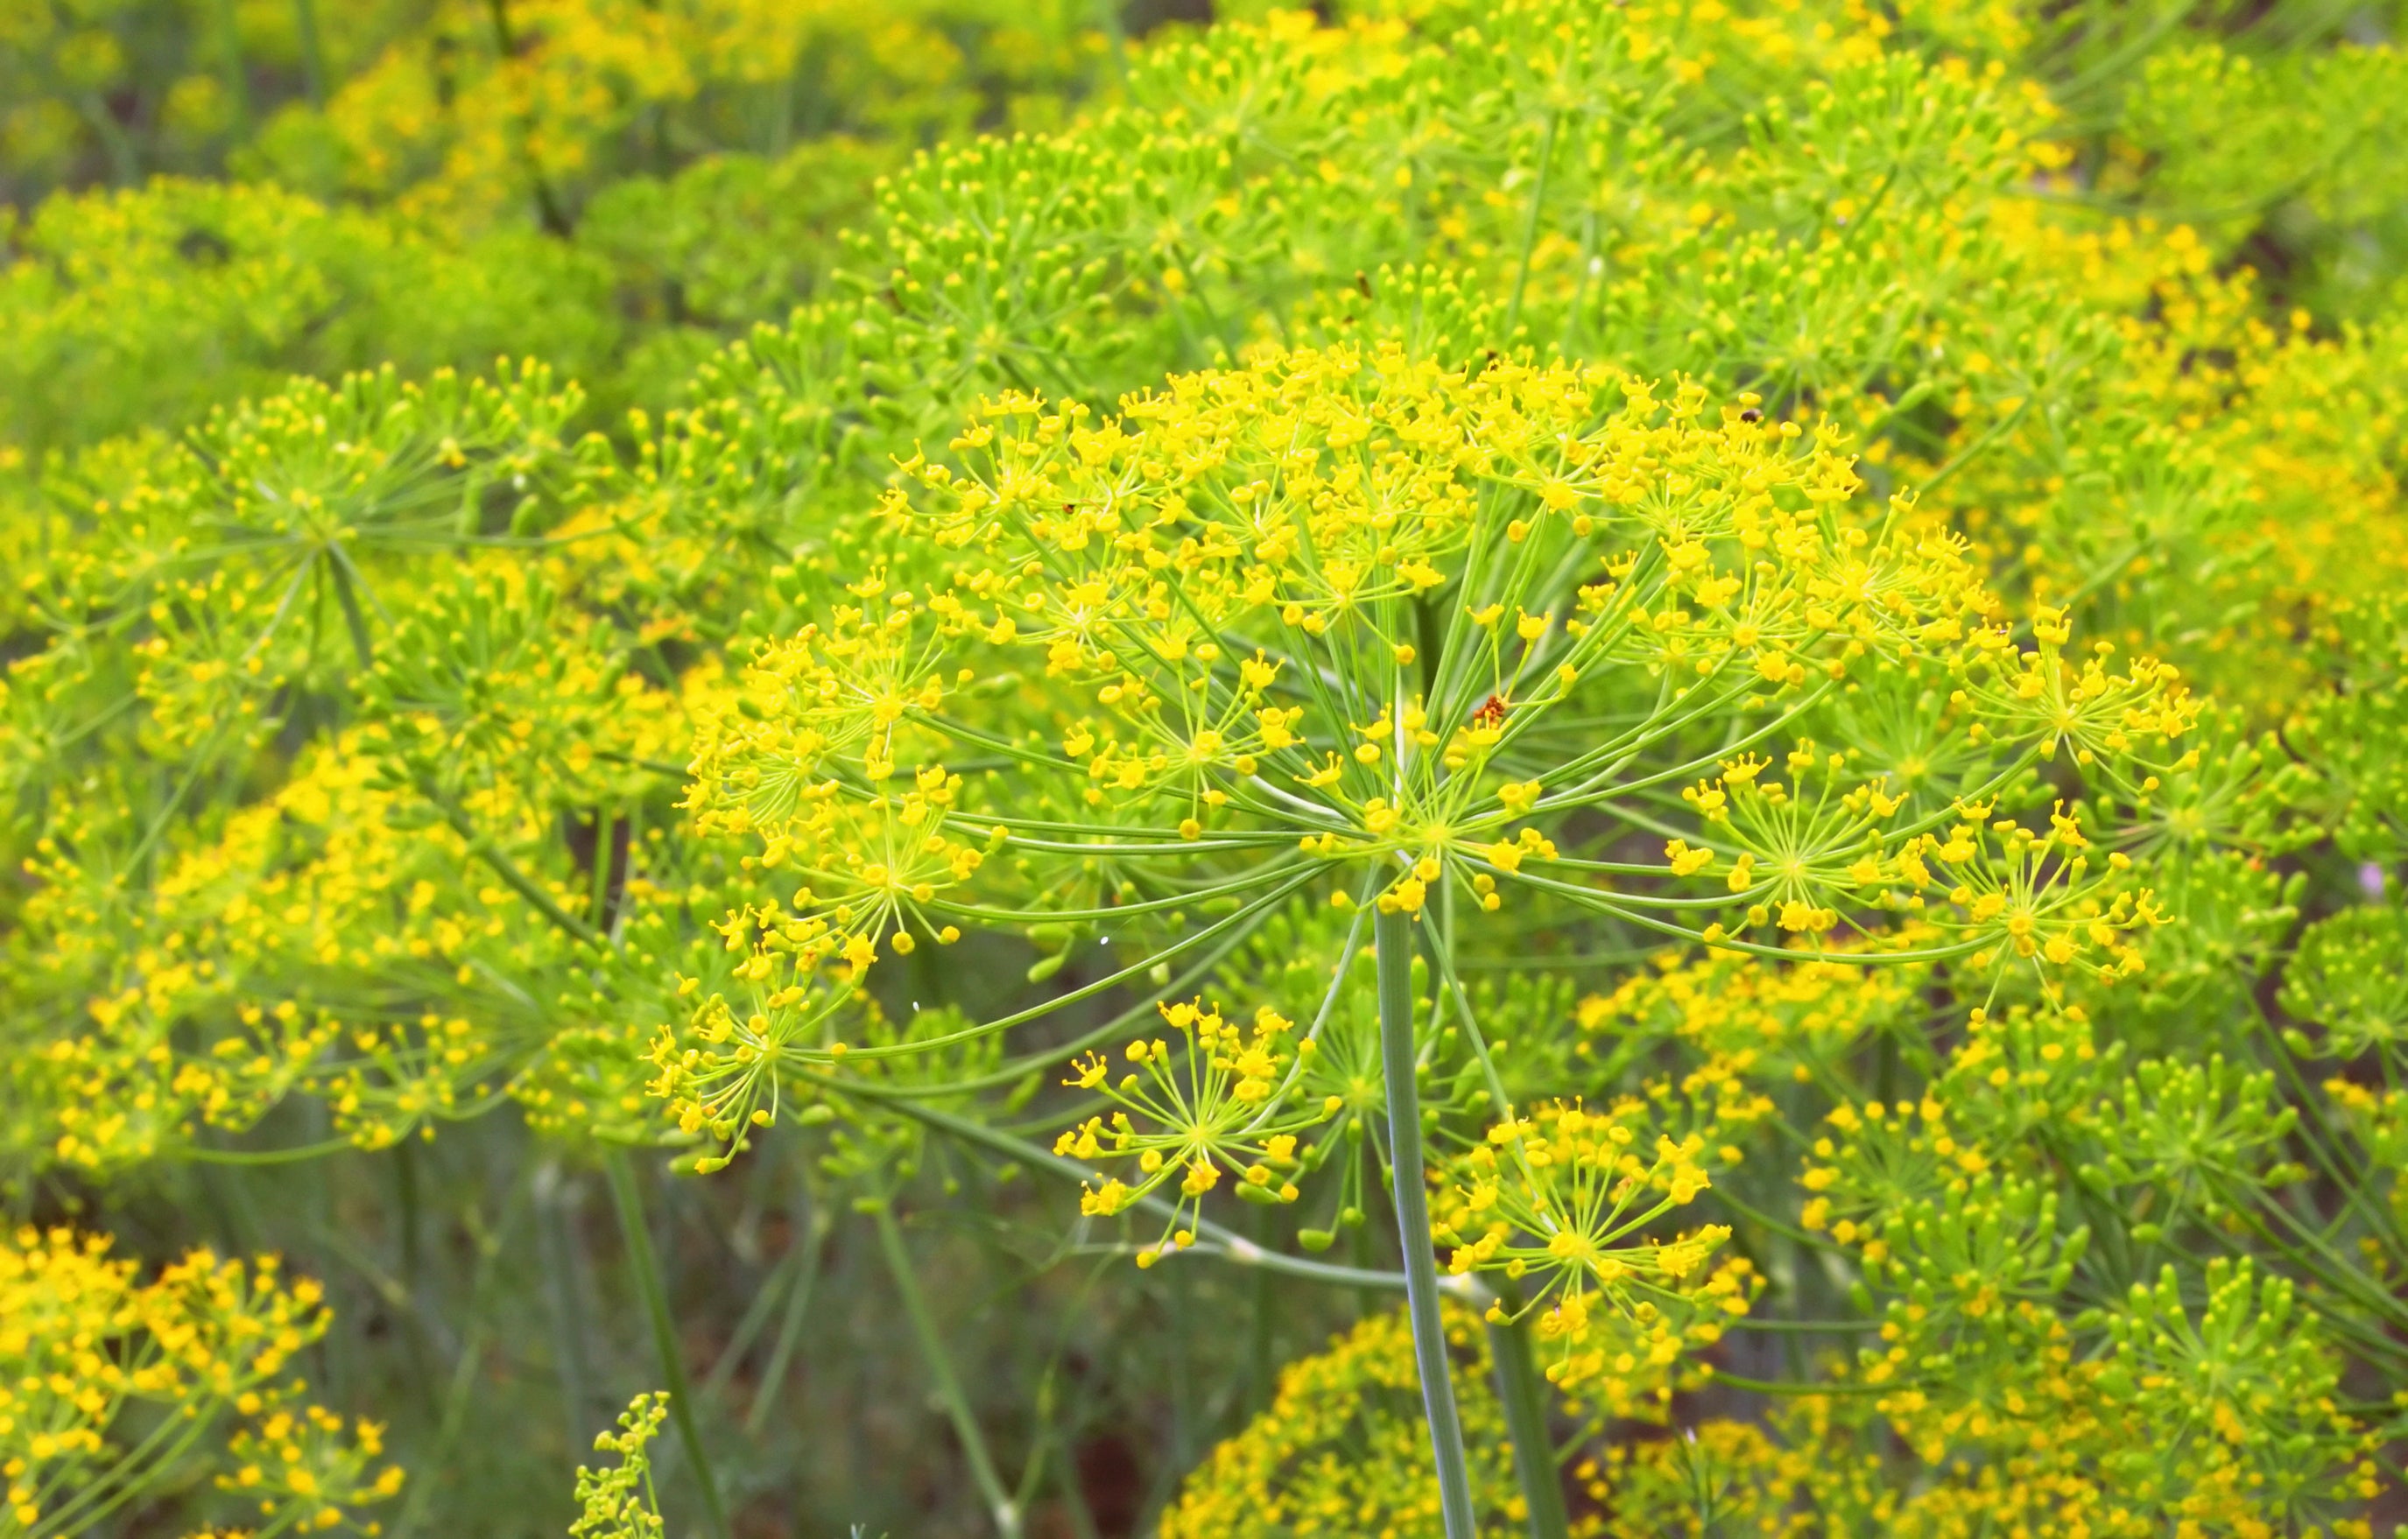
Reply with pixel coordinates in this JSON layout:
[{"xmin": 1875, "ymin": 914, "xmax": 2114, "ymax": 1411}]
[{"xmin": 6, "ymin": 1, "xmax": 2408, "ymax": 1535}]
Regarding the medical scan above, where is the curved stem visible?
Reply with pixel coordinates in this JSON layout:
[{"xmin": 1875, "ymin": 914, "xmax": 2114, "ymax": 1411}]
[
  {"xmin": 1377, "ymin": 908, "xmax": 1479, "ymax": 1539},
  {"xmin": 604, "ymin": 1153, "xmax": 734, "ymax": 1539},
  {"xmin": 427, "ymin": 784, "xmax": 604, "ymax": 948},
  {"xmin": 870, "ymin": 1200, "xmax": 1024, "ymax": 1539},
  {"xmin": 805, "ymin": 1070, "xmax": 1488, "ymax": 1300}
]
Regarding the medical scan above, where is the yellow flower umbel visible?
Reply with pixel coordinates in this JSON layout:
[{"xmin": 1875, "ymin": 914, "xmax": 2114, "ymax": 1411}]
[
  {"xmin": 666, "ymin": 340, "xmax": 2194, "ymax": 1539},
  {"xmin": 0, "ymin": 1226, "xmax": 402, "ymax": 1537},
  {"xmin": 671, "ymin": 341, "xmax": 2191, "ymax": 1167}
]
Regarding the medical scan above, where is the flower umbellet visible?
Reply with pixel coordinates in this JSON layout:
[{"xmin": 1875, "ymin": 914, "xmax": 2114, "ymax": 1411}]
[
  {"xmin": 1052, "ymin": 997, "xmax": 1322, "ymax": 1257},
  {"xmin": 1430, "ymin": 1098, "xmax": 1756, "ymax": 1389}
]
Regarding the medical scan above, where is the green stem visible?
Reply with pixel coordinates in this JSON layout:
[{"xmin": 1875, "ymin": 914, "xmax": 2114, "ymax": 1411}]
[
  {"xmin": 1092, "ymin": 0, "xmax": 1129, "ymax": 81},
  {"xmin": 1167, "ymin": 1258, "xmax": 1197, "ymax": 1471},
  {"xmin": 214, "ymin": 0, "xmax": 253, "ymax": 136},
  {"xmin": 1920, "ymin": 392, "xmax": 2035, "ymax": 497},
  {"xmin": 391, "ymin": 1139, "xmax": 445, "ymax": 1416},
  {"xmin": 428, "ymin": 787, "xmax": 605, "ymax": 948},
  {"xmin": 74, "ymin": 90, "xmax": 139, "ymax": 186},
  {"xmin": 1249, "ymin": 1205, "xmax": 1277, "ymax": 1414},
  {"xmin": 1376, "ymin": 908, "xmax": 1479, "ymax": 1539},
  {"xmin": 704, "ymin": 1238, "xmax": 805, "ymax": 1402},
  {"xmin": 391, "ymin": 1324, "xmax": 489, "ymax": 1539},
  {"xmin": 1054, "ymin": 1437, "xmax": 1103, "ymax": 1539},
  {"xmin": 869, "ymin": 1200, "xmax": 1024, "ymax": 1539},
  {"xmin": 482, "ymin": 0, "xmax": 573, "ymax": 235},
  {"xmin": 391, "ymin": 1169, "xmax": 531, "ymax": 1539},
  {"xmin": 1485, "ymin": 1283, "xmax": 1571, "ymax": 1539},
  {"xmin": 1350, "ymin": 1143, "xmax": 1384, "ymax": 1321},
  {"xmin": 604, "ymin": 1153, "xmax": 733, "ymax": 1539},
  {"xmin": 743, "ymin": 1202, "xmax": 828, "ymax": 1436},
  {"xmin": 536, "ymin": 1163, "xmax": 596, "ymax": 1465},
  {"xmin": 1503, "ymin": 109, "xmax": 1563, "ymax": 340},
  {"xmin": 765, "ymin": 42, "xmax": 799, "ymax": 157},
  {"xmin": 1704, "ymin": 1367, "xmax": 1898, "ymax": 1396},
  {"xmin": 808, "ymin": 1071, "xmax": 1477, "ymax": 1299},
  {"xmin": 292, "ymin": 0, "xmax": 327, "ymax": 106},
  {"xmin": 184, "ymin": 1137, "xmax": 353, "ymax": 1163},
  {"xmin": 588, "ymin": 804, "xmax": 617, "ymax": 931},
  {"xmin": 28, "ymin": 1397, "xmax": 216, "ymax": 1537}
]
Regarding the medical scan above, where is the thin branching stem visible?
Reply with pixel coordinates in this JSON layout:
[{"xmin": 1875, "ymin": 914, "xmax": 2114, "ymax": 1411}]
[{"xmin": 604, "ymin": 1153, "xmax": 734, "ymax": 1539}]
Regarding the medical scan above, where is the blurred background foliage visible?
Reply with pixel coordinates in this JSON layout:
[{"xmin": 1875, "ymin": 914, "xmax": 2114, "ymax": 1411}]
[
  {"xmin": 0, "ymin": 0, "xmax": 1123, "ymax": 453},
  {"xmin": 5, "ymin": 0, "xmax": 2408, "ymax": 1535}
]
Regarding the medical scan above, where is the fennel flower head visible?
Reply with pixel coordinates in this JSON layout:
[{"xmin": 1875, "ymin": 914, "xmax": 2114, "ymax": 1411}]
[{"xmin": 661, "ymin": 341, "xmax": 2192, "ymax": 1240}]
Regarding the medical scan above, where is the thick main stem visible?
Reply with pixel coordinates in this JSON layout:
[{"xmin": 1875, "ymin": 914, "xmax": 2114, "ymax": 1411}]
[
  {"xmin": 1486, "ymin": 1285, "xmax": 1573, "ymax": 1539},
  {"xmin": 604, "ymin": 1153, "xmax": 734, "ymax": 1539},
  {"xmin": 1376, "ymin": 908, "xmax": 1479, "ymax": 1539},
  {"xmin": 870, "ymin": 1200, "xmax": 1024, "ymax": 1539}
]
